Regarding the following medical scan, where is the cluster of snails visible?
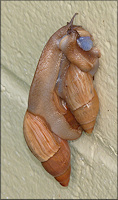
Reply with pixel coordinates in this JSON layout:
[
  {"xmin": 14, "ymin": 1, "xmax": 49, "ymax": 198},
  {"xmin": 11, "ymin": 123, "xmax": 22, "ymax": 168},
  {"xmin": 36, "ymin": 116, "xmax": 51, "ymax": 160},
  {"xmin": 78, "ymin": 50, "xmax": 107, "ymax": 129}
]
[{"xmin": 23, "ymin": 13, "xmax": 101, "ymax": 187}]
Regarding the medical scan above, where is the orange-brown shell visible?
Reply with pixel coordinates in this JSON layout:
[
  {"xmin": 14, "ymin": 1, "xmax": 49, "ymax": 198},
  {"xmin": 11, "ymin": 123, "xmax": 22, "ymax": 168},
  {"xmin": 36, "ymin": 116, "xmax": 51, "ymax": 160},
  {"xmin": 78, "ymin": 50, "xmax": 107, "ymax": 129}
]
[
  {"xmin": 60, "ymin": 64, "xmax": 99, "ymax": 133},
  {"xmin": 63, "ymin": 64, "xmax": 94, "ymax": 110},
  {"xmin": 73, "ymin": 88, "xmax": 99, "ymax": 133},
  {"xmin": 23, "ymin": 110, "xmax": 60, "ymax": 162},
  {"xmin": 42, "ymin": 133, "xmax": 71, "ymax": 187},
  {"xmin": 23, "ymin": 110, "xmax": 73, "ymax": 186}
]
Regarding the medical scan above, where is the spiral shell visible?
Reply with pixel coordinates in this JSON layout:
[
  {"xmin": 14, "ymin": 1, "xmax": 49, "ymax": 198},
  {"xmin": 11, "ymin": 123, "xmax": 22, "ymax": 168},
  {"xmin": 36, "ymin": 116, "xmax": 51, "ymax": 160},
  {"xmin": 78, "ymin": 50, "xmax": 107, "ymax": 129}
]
[
  {"xmin": 23, "ymin": 110, "xmax": 72, "ymax": 186},
  {"xmin": 56, "ymin": 63, "xmax": 99, "ymax": 133},
  {"xmin": 23, "ymin": 111, "xmax": 60, "ymax": 162},
  {"xmin": 42, "ymin": 133, "xmax": 71, "ymax": 187},
  {"xmin": 73, "ymin": 88, "xmax": 99, "ymax": 133}
]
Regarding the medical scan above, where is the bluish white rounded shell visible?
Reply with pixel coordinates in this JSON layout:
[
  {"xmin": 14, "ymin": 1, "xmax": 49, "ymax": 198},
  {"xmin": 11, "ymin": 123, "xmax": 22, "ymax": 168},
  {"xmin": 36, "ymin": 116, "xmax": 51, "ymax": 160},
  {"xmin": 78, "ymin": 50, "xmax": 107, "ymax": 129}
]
[{"xmin": 77, "ymin": 36, "xmax": 93, "ymax": 51}]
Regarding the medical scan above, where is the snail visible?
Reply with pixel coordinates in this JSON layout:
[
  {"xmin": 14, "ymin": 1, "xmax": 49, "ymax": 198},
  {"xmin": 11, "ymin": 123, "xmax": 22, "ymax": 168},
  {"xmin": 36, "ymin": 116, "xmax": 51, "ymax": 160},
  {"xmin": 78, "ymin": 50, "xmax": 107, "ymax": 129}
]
[{"xmin": 23, "ymin": 13, "xmax": 101, "ymax": 186}]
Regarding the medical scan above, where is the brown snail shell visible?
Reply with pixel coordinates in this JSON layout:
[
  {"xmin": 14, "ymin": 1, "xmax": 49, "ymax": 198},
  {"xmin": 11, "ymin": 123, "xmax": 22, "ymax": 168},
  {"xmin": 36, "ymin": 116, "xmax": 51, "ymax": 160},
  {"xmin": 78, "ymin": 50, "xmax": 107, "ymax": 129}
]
[
  {"xmin": 42, "ymin": 133, "xmax": 71, "ymax": 187},
  {"xmin": 23, "ymin": 110, "xmax": 60, "ymax": 162},
  {"xmin": 73, "ymin": 88, "xmax": 99, "ymax": 133},
  {"xmin": 56, "ymin": 63, "xmax": 99, "ymax": 133},
  {"xmin": 23, "ymin": 110, "xmax": 72, "ymax": 186}
]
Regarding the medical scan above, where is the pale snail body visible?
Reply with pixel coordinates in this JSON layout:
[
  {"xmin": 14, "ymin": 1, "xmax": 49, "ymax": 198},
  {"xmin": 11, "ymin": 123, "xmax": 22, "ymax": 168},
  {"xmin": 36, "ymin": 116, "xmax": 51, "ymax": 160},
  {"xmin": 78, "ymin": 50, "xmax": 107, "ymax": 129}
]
[
  {"xmin": 23, "ymin": 14, "xmax": 101, "ymax": 186},
  {"xmin": 27, "ymin": 23, "xmax": 82, "ymax": 141}
]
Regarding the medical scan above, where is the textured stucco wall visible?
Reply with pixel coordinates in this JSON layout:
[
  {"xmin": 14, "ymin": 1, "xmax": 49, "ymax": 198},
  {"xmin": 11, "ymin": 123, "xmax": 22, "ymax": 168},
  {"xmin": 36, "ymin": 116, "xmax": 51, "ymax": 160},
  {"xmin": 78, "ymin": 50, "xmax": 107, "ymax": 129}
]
[{"xmin": 1, "ymin": 1, "xmax": 117, "ymax": 199}]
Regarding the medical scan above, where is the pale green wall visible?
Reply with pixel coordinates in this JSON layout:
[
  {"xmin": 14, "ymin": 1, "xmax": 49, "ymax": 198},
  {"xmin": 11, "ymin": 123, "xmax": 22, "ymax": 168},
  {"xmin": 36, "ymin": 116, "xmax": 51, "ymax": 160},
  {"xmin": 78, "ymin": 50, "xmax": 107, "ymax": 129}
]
[{"xmin": 1, "ymin": 1, "xmax": 117, "ymax": 199}]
